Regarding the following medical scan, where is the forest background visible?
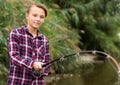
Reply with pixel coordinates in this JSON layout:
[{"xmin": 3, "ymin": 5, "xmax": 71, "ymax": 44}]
[{"xmin": 0, "ymin": 0, "xmax": 120, "ymax": 84}]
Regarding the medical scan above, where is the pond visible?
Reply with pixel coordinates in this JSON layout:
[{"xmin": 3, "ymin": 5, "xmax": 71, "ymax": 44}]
[{"xmin": 46, "ymin": 60, "xmax": 119, "ymax": 85}]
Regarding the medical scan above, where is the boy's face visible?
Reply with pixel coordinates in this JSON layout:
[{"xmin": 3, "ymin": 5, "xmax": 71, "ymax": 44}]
[{"xmin": 26, "ymin": 5, "xmax": 45, "ymax": 29}]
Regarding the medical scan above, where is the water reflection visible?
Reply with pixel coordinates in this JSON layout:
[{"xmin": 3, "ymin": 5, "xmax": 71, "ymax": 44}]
[
  {"xmin": 83, "ymin": 63, "xmax": 118, "ymax": 85},
  {"xmin": 47, "ymin": 61, "xmax": 119, "ymax": 85},
  {"xmin": 46, "ymin": 74, "xmax": 84, "ymax": 85},
  {"xmin": 114, "ymin": 74, "xmax": 120, "ymax": 85}
]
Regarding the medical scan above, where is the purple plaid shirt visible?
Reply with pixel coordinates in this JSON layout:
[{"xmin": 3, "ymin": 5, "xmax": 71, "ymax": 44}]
[{"xmin": 7, "ymin": 26, "xmax": 50, "ymax": 85}]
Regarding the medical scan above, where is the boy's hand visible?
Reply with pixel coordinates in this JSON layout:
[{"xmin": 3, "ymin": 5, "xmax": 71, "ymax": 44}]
[{"xmin": 33, "ymin": 62, "xmax": 43, "ymax": 71}]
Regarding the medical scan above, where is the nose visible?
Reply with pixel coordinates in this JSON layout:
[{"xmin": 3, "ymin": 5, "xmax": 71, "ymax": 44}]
[{"xmin": 36, "ymin": 17, "xmax": 41, "ymax": 21}]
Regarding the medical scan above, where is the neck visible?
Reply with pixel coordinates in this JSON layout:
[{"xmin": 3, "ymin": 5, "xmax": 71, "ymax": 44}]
[{"xmin": 27, "ymin": 25, "xmax": 38, "ymax": 38}]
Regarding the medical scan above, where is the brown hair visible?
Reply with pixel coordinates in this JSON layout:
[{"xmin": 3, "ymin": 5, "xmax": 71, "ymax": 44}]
[{"xmin": 26, "ymin": 2, "xmax": 48, "ymax": 17}]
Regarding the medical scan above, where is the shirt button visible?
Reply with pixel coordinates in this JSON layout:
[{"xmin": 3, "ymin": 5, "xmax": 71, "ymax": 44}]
[{"xmin": 32, "ymin": 53, "xmax": 35, "ymax": 56}]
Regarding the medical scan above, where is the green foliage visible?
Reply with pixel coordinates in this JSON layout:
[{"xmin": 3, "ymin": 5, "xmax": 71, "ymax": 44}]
[
  {"xmin": 0, "ymin": 34, "xmax": 9, "ymax": 82},
  {"xmin": 0, "ymin": 35, "xmax": 8, "ymax": 65},
  {"xmin": 40, "ymin": 9, "xmax": 81, "ymax": 73},
  {"xmin": 52, "ymin": 0, "xmax": 120, "ymax": 57}
]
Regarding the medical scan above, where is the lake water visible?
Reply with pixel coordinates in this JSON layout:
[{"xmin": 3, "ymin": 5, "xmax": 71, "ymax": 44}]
[{"xmin": 47, "ymin": 60, "xmax": 119, "ymax": 85}]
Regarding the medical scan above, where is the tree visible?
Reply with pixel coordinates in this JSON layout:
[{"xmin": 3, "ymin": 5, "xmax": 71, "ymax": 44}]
[{"xmin": 48, "ymin": 0, "xmax": 120, "ymax": 57}]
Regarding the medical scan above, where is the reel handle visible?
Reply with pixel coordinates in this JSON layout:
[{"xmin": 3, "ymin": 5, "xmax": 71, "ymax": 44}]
[
  {"xmin": 32, "ymin": 70, "xmax": 42, "ymax": 78},
  {"xmin": 32, "ymin": 69, "xmax": 46, "ymax": 78}
]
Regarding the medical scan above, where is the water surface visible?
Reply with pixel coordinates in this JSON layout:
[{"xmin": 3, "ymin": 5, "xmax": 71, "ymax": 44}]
[{"xmin": 47, "ymin": 61, "xmax": 119, "ymax": 85}]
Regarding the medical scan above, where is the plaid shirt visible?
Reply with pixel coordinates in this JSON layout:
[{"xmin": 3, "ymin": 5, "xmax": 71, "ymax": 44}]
[{"xmin": 7, "ymin": 26, "xmax": 50, "ymax": 85}]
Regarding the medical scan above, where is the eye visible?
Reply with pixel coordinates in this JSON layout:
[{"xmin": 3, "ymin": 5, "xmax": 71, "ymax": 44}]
[
  {"xmin": 33, "ymin": 14, "xmax": 38, "ymax": 17},
  {"xmin": 40, "ymin": 15, "xmax": 45, "ymax": 19}
]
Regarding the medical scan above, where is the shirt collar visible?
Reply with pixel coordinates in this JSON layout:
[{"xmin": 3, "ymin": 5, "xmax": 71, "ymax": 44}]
[{"xmin": 23, "ymin": 25, "xmax": 43, "ymax": 38}]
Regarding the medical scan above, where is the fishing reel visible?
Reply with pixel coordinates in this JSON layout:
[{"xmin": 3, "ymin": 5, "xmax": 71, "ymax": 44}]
[
  {"xmin": 32, "ymin": 70, "xmax": 45, "ymax": 78},
  {"xmin": 32, "ymin": 70, "xmax": 41, "ymax": 78}
]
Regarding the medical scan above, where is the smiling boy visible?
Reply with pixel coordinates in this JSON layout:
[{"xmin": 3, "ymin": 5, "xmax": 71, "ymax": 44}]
[{"xmin": 7, "ymin": 2, "xmax": 50, "ymax": 85}]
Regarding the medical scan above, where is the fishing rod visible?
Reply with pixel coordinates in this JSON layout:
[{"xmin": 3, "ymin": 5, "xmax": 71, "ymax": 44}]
[{"xmin": 32, "ymin": 50, "xmax": 120, "ymax": 78}]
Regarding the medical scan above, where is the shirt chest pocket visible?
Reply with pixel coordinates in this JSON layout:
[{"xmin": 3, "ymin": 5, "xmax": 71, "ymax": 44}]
[{"xmin": 37, "ymin": 45, "xmax": 45, "ymax": 57}]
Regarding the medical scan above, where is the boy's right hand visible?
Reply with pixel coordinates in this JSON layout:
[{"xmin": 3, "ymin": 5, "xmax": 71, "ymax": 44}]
[{"xmin": 33, "ymin": 62, "xmax": 43, "ymax": 71}]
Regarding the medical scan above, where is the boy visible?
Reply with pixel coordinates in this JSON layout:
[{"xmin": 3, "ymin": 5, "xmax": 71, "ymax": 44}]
[{"xmin": 7, "ymin": 2, "xmax": 50, "ymax": 85}]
